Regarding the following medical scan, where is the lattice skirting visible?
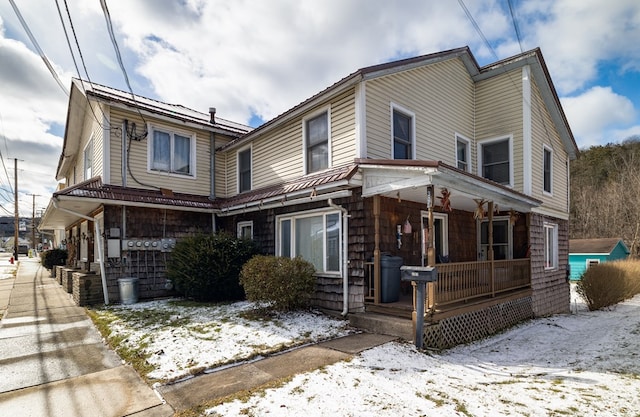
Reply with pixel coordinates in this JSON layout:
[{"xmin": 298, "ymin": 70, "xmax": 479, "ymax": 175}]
[{"xmin": 423, "ymin": 296, "xmax": 534, "ymax": 349}]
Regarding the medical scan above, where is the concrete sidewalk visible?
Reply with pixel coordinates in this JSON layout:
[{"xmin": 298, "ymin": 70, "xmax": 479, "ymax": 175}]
[
  {"xmin": 157, "ymin": 332, "xmax": 396, "ymax": 413},
  {"xmin": 0, "ymin": 258, "xmax": 173, "ymax": 417}
]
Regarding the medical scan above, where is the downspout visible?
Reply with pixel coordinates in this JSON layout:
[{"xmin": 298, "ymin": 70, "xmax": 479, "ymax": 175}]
[
  {"xmin": 122, "ymin": 120, "xmax": 128, "ymax": 188},
  {"xmin": 328, "ymin": 198, "xmax": 350, "ymax": 316},
  {"xmin": 52, "ymin": 198, "xmax": 109, "ymax": 305},
  {"xmin": 209, "ymin": 110, "xmax": 217, "ymax": 234}
]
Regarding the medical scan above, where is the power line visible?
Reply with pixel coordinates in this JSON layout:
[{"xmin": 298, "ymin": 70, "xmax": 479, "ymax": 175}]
[
  {"xmin": 8, "ymin": 0, "xmax": 69, "ymax": 97},
  {"xmin": 507, "ymin": 0, "xmax": 524, "ymax": 53},
  {"xmin": 100, "ymin": 0, "xmax": 147, "ymax": 139},
  {"xmin": 54, "ymin": 0, "xmax": 107, "ymax": 129}
]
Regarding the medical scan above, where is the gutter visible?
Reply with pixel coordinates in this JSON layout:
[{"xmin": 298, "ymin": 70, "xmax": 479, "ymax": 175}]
[
  {"xmin": 52, "ymin": 198, "xmax": 110, "ymax": 305},
  {"xmin": 327, "ymin": 198, "xmax": 350, "ymax": 317}
]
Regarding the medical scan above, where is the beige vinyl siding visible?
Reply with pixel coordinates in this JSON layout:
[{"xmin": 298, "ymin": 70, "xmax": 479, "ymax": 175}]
[
  {"xmin": 69, "ymin": 102, "xmax": 103, "ymax": 186},
  {"xmin": 475, "ymin": 69, "xmax": 524, "ymax": 191},
  {"xmin": 530, "ymin": 79, "xmax": 569, "ymax": 213},
  {"xmin": 365, "ymin": 58, "xmax": 475, "ymax": 166},
  {"xmin": 227, "ymin": 89, "xmax": 357, "ymax": 194},
  {"xmin": 108, "ymin": 108, "xmax": 212, "ymax": 195}
]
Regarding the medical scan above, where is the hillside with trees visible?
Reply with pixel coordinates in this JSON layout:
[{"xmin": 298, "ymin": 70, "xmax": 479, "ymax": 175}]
[{"xmin": 570, "ymin": 136, "xmax": 640, "ymax": 257}]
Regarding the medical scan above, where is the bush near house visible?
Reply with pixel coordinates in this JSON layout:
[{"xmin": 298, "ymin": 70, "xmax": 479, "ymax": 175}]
[
  {"xmin": 40, "ymin": 248, "xmax": 68, "ymax": 270},
  {"xmin": 167, "ymin": 233, "xmax": 259, "ymax": 302},
  {"xmin": 576, "ymin": 260, "xmax": 640, "ymax": 311},
  {"xmin": 240, "ymin": 255, "xmax": 316, "ymax": 311}
]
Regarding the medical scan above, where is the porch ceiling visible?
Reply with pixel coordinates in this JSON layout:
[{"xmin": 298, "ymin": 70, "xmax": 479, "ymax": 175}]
[{"xmin": 357, "ymin": 159, "xmax": 541, "ymax": 213}]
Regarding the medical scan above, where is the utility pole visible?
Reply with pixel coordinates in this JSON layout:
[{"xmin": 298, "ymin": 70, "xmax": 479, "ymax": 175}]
[
  {"xmin": 14, "ymin": 158, "xmax": 18, "ymax": 261},
  {"xmin": 30, "ymin": 194, "xmax": 39, "ymax": 254}
]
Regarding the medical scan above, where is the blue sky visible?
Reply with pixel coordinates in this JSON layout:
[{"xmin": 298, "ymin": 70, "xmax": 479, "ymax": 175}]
[{"xmin": 0, "ymin": 0, "xmax": 639, "ymax": 216}]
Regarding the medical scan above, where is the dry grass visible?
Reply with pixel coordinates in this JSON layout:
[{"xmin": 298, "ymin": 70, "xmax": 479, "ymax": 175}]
[{"xmin": 576, "ymin": 259, "xmax": 640, "ymax": 310}]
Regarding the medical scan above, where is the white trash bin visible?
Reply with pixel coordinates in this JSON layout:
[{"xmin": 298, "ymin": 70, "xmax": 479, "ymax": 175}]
[{"xmin": 118, "ymin": 277, "xmax": 139, "ymax": 304}]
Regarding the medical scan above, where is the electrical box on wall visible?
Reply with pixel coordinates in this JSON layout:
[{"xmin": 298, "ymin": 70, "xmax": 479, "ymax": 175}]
[
  {"xmin": 107, "ymin": 239, "xmax": 121, "ymax": 258},
  {"xmin": 121, "ymin": 238, "xmax": 176, "ymax": 252}
]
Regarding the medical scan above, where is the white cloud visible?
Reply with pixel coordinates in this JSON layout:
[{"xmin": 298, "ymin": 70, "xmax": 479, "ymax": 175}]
[
  {"xmin": 524, "ymin": 0, "xmax": 640, "ymax": 94},
  {"xmin": 562, "ymin": 86, "xmax": 637, "ymax": 147}
]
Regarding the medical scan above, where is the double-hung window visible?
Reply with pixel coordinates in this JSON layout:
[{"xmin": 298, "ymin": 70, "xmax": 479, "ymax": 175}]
[
  {"xmin": 238, "ymin": 147, "xmax": 251, "ymax": 193},
  {"xmin": 83, "ymin": 136, "xmax": 94, "ymax": 180},
  {"xmin": 305, "ymin": 111, "xmax": 329, "ymax": 174},
  {"xmin": 392, "ymin": 105, "xmax": 414, "ymax": 160},
  {"xmin": 277, "ymin": 210, "xmax": 341, "ymax": 274},
  {"xmin": 543, "ymin": 222, "xmax": 558, "ymax": 269},
  {"xmin": 479, "ymin": 218, "xmax": 512, "ymax": 260},
  {"xmin": 149, "ymin": 126, "xmax": 195, "ymax": 176},
  {"xmin": 456, "ymin": 135, "xmax": 471, "ymax": 172},
  {"xmin": 479, "ymin": 137, "xmax": 512, "ymax": 186},
  {"xmin": 543, "ymin": 146, "xmax": 553, "ymax": 194}
]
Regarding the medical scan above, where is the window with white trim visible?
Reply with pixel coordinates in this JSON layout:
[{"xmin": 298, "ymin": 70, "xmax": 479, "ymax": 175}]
[
  {"xmin": 83, "ymin": 136, "xmax": 94, "ymax": 181},
  {"xmin": 544, "ymin": 222, "xmax": 558, "ymax": 269},
  {"xmin": 277, "ymin": 210, "xmax": 341, "ymax": 274},
  {"xmin": 479, "ymin": 137, "xmax": 512, "ymax": 185},
  {"xmin": 148, "ymin": 125, "xmax": 195, "ymax": 176},
  {"xmin": 238, "ymin": 147, "xmax": 252, "ymax": 193},
  {"xmin": 392, "ymin": 105, "xmax": 414, "ymax": 160},
  {"xmin": 543, "ymin": 145, "xmax": 553, "ymax": 194},
  {"xmin": 237, "ymin": 221, "xmax": 253, "ymax": 240},
  {"xmin": 456, "ymin": 135, "xmax": 471, "ymax": 172},
  {"xmin": 304, "ymin": 111, "xmax": 329, "ymax": 174}
]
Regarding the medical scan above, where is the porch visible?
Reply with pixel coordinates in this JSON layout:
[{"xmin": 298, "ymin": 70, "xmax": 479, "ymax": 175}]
[{"xmin": 363, "ymin": 258, "xmax": 532, "ymax": 322}]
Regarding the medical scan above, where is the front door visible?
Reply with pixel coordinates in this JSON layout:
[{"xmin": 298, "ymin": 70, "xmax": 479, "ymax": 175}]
[{"xmin": 421, "ymin": 211, "xmax": 448, "ymax": 265}]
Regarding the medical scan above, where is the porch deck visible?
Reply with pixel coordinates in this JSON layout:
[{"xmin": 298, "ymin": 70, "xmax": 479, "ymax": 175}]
[{"xmin": 364, "ymin": 258, "xmax": 531, "ymax": 322}]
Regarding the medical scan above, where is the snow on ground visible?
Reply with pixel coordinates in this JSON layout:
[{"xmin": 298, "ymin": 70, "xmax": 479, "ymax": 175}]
[
  {"xmin": 92, "ymin": 300, "xmax": 353, "ymax": 381},
  {"xmin": 95, "ymin": 286, "xmax": 640, "ymax": 416},
  {"xmin": 206, "ymin": 286, "xmax": 640, "ymax": 416}
]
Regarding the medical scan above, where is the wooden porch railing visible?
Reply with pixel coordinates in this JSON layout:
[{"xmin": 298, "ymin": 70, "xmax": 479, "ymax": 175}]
[
  {"xmin": 433, "ymin": 259, "xmax": 530, "ymax": 307},
  {"xmin": 365, "ymin": 259, "xmax": 531, "ymax": 307}
]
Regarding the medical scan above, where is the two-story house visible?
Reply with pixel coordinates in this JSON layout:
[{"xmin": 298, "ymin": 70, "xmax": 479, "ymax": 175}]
[
  {"xmin": 213, "ymin": 46, "xmax": 578, "ymax": 348},
  {"xmin": 40, "ymin": 78, "xmax": 251, "ymax": 302},
  {"xmin": 41, "ymin": 46, "xmax": 577, "ymax": 348}
]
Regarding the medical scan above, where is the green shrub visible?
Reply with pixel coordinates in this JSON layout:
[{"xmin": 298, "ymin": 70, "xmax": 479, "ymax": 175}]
[
  {"xmin": 240, "ymin": 255, "xmax": 317, "ymax": 311},
  {"xmin": 166, "ymin": 233, "xmax": 259, "ymax": 302},
  {"xmin": 576, "ymin": 260, "xmax": 640, "ymax": 310},
  {"xmin": 40, "ymin": 248, "xmax": 68, "ymax": 270}
]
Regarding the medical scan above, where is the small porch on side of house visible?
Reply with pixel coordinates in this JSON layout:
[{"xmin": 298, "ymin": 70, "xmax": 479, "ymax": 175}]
[{"xmin": 352, "ymin": 160, "xmax": 540, "ymax": 346}]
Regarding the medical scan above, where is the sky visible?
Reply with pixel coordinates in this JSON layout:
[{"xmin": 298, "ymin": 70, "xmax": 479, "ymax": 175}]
[{"xmin": 0, "ymin": 0, "xmax": 639, "ymax": 219}]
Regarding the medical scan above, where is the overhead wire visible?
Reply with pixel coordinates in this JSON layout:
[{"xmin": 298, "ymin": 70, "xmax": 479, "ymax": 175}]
[
  {"xmin": 458, "ymin": 0, "xmax": 557, "ymax": 148},
  {"xmin": 8, "ymin": 0, "xmax": 69, "ymax": 97},
  {"xmin": 54, "ymin": 0, "xmax": 108, "ymax": 130},
  {"xmin": 100, "ymin": 0, "xmax": 148, "ymax": 140}
]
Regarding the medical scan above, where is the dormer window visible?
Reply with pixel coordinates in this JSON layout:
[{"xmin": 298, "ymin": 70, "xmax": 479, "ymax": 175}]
[{"xmin": 148, "ymin": 125, "xmax": 195, "ymax": 176}]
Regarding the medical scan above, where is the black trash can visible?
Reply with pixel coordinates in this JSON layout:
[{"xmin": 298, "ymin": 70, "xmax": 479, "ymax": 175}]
[{"xmin": 380, "ymin": 255, "xmax": 403, "ymax": 303}]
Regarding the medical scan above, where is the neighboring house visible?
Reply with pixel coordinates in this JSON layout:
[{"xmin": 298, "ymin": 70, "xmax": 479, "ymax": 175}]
[
  {"xmin": 41, "ymin": 46, "xmax": 578, "ymax": 348},
  {"xmin": 569, "ymin": 238, "xmax": 630, "ymax": 280},
  {"xmin": 40, "ymin": 79, "xmax": 251, "ymax": 302}
]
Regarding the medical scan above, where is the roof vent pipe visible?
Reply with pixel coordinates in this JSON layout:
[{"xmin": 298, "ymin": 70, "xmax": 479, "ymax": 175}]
[{"xmin": 209, "ymin": 107, "xmax": 216, "ymax": 124}]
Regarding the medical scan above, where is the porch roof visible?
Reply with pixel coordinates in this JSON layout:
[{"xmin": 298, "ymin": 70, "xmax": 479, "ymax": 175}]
[
  {"xmin": 356, "ymin": 159, "xmax": 542, "ymax": 212},
  {"xmin": 40, "ymin": 177, "xmax": 218, "ymax": 230}
]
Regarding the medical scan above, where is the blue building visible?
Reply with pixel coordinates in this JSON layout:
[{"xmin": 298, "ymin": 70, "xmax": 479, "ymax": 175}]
[{"xmin": 568, "ymin": 238, "xmax": 630, "ymax": 281}]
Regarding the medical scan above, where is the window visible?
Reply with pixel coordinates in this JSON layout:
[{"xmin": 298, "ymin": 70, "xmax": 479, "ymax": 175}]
[
  {"xmin": 148, "ymin": 126, "xmax": 195, "ymax": 176},
  {"xmin": 544, "ymin": 222, "xmax": 558, "ymax": 269},
  {"xmin": 305, "ymin": 111, "xmax": 329, "ymax": 174},
  {"xmin": 479, "ymin": 218, "xmax": 512, "ymax": 260},
  {"xmin": 586, "ymin": 259, "xmax": 600, "ymax": 269},
  {"xmin": 456, "ymin": 135, "xmax": 470, "ymax": 172},
  {"xmin": 392, "ymin": 106, "xmax": 414, "ymax": 159},
  {"xmin": 238, "ymin": 148, "xmax": 251, "ymax": 192},
  {"xmin": 543, "ymin": 146, "xmax": 553, "ymax": 194},
  {"xmin": 83, "ymin": 136, "xmax": 93, "ymax": 180},
  {"xmin": 237, "ymin": 221, "xmax": 253, "ymax": 240},
  {"xmin": 479, "ymin": 137, "xmax": 511, "ymax": 185},
  {"xmin": 277, "ymin": 210, "xmax": 341, "ymax": 274}
]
